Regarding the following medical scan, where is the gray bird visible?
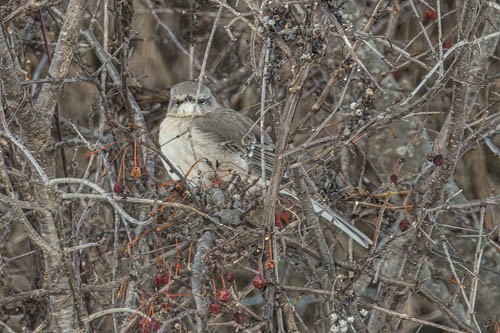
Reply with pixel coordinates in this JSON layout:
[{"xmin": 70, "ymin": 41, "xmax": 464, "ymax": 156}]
[
  {"xmin": 159, "ymin": 81, "xmax": 273, "ymax": 185},
  {"xmin": 159, "ymin": 81, "xmax": 372, "ymax": 248}
]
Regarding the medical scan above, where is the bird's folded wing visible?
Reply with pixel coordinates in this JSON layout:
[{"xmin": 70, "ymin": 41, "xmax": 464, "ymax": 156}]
[{"xmin": 192, "ymin": 108, "xmax": 275, "ymax": 179}]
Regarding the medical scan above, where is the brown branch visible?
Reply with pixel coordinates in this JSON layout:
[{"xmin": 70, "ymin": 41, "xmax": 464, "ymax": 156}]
[
  {"xmin": 276, "ymin": 293, "xmax": 299, "ymax": 333},
  {"xmin": 260, "ymin": 63, "xmax": 311, "ymax": 329}
]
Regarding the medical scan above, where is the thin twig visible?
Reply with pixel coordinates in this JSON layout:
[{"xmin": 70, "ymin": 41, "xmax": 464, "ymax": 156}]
[{"xmin": 468, "ymin": 205, "xmax": 486, "ymax": 324}]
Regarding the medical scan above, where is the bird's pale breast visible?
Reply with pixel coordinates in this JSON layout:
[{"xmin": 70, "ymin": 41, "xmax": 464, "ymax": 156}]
[{"xmin": 159, "ymin": 116, "xmax": 249, "ymax": 184}]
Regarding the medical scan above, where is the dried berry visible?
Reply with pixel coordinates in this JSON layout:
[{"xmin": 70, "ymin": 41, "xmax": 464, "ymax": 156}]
[
  {"xmin": 424, "ymin": 8, "xmax": 437, "ymax": 20},
  {"xmin": 150, "ymin": 319, "xmax": 159, "ymax": 331},
  {"xmin": 139, "ymin": 318, "xmax": 159, "ymax": 333},
  {"xmin": 442, "ymin": 39, "xmax": 453, "ymax": 49},
  {"xmin": 433, "ymin": 154, "xmax": 444, "ymax": 166},
  {"xmin": 399, "ymin": 219, "xmax": 410, "ymax": 232},
  {"xmin": 391, "ymin": 70, "xmax": 402, "ymax": 82},
  {"xmin": 422, "ymin": 8, "xmax": 437, "ymax": 25},
  {"xmin": 224, "ymin": 271, "xmax": 235, "ymax": 283},
  {"xmin": 234, "ymin": 312, "xmax": 246, "ymax": 325},
  {"xmin": 154, "ymin": 274, "xmax": 169, "ymax": 288},
  {"xmin": 209, "ymin": 300, "xmax": 222, "ymax": 314},
  {"xmin": 113, "ymin": 182, "xmax": 123, "ymax": 195},
  {"xmin": 131, "ymin": 166, "xmax": 142, "ymax": 178},
  {"xmin": 265, "ymin": 259, "xmax": 275, "ymax": 270},
  {"xmin": 139, "ymin": 318, "xmax": 150, "ymax": 333},
  {"xmin": 218, "ymin": 288, "xmax": 231, "ymax": 302},
  {"xmin": 390, "ymin": 174, "xmax": 398, "ymax": 184},
  {"xmin": 175, "ymin": 262, "xmax": 183, "ymax": 272},
  {"xmin": 252, "ymin": 274, "xmax": 267, "ymax": 289}
]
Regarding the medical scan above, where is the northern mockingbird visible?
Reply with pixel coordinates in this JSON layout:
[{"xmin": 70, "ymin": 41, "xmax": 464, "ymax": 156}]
[{"xmin": 159, "ymin": 81, "xmax": 372, "ymax": 248}]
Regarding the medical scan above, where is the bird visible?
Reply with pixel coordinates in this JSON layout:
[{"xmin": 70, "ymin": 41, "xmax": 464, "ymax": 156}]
[{"xmin": 159, "ymin": 81, "xmax": 373, "ymax": 248}]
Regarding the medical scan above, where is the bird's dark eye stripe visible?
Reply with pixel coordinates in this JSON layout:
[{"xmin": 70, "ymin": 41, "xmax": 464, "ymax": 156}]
[{"xmin": 197, "ymin": 98, "xmax": 206, "ymax": 104}]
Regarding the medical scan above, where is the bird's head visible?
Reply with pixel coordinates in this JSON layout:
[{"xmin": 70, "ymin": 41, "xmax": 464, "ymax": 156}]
[{"xmin": 167, "ymin": 81, "xmax": 219, "ymax": 117}]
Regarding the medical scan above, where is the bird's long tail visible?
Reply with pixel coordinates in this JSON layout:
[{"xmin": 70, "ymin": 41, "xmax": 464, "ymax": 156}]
[{"xmin": 280, "ymin": 189, "xmax": 373, "ymax": 248}]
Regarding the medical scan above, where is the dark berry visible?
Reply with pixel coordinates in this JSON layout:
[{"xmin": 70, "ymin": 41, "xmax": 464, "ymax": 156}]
[
  {"xmin": 175, "ymin": 262, "xmax": 183, "ymax": 271},
  {"xmin": 218, "ymin": 288, "xmax": 231, "ymax": 302},
  {"xmin": 433, "ymin": 154, "xmax": 444, "ymax": 166},
  {"xmin": 234, "ymin": 312, "xmax": 246, "ymax": 325},
  {"xmin": 150, "ymin": 318, "xmax": 159, "ymax": 331},
  {"xmin": 442, "ymin": 39, "xmax": 453, "ymax": 49},
  {"xmin": 224, "ymin": 271, "xmax": 235, "ymax": 283},
  {"xmin": 392, "ymin": 70, "xmax": 401, "ymax": 82},
  {"xmin": 399, "ymin": 219, "xmax": 410, "ymax": 231},
  {"xmin": 209, "ymin": 300, "xmax": 222, "ymax": 314},
  {"xmin": 113, "ymin": 182, "xmax": 123, "ymax": 195},
  {"xmin": 252, "ymin": 274, "xmax": 267, "ymax": 289},
  {"xmin": 154, "ymin": 274, "xmax": 169, "ymax": 288}
]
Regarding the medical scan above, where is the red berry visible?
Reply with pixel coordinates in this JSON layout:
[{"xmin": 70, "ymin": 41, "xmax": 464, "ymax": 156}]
[
  {"xmin": 139, "ymin": 318, "xmax": 148, "ymax": 327},
  {"xmin": 113, "ymin": 182, "xmax": 123, "ymax": 195},
  {"xmin": 154, "ymin": 274, "xmax": 169, "ymax": 288},
  {"xmin": 139, "ymin": 318, "xmax": 150, "ymax": 333},
  {"xmin": 150, "ymin": 318, "xmax": 159, "ymax": 331},
  {"xmin": 218, "ymin": 288, "xmax": 231, "ymax": 302},
  {"xmin": 209, "ymin": 300, "xmax": 222, "ymax": 314},
  {"xmin": 424, "ymin": 8, "xmax": 437, "ymax": 21},
  {"xmin": 224, "ymin": 271, "xmax": 235, "ymax": 283},
  {"xmin": 175, "ymin": 262, "xmax": 183, "ymax": 271},
  {"xmin": 252, "ymin": 274, "xmax": 267, "ymax": 289},
  {"xmin": 442, "ymin": 39, "xmax": 453, "ymax": 49},
  {"xmin": 234, "ymin": 312, "xmax": 246, "ymax": 325},
  {"xmin": 391, "ymin": 70, "xmax": 402, "ymax": 82},
  {"xmin": 390, "ymin": 174, "xmax": 398, "ymax": 184},
  {"xmin": 138, "ymin": 317, "xmax": 159, "ymax": 333},
  {"xmin": 399, "ymin": 219, "xmax": 410, "ymax": 231}
]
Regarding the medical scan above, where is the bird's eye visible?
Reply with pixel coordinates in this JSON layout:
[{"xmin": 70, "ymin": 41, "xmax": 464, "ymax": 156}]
[{"xmin": 197, "ymin": 98, "xmax": 206, "ymax": 105}]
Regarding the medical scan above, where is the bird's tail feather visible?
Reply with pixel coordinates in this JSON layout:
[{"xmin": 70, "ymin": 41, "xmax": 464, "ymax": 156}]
[{"xmin": 280, "ymin": 189, "xmax": 373, "ymax": 248}]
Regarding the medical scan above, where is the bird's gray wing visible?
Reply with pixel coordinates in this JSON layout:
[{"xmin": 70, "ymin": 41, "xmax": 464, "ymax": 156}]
[{"xmin": 192, "ymin": 108, "xmax": 275, "ymax": 179}]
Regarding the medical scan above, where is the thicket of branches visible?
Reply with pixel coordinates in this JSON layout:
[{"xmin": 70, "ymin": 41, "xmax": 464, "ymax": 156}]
[{"xmin": 0, "ymin": 0, "xmax": 499, "ymax": 332}]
